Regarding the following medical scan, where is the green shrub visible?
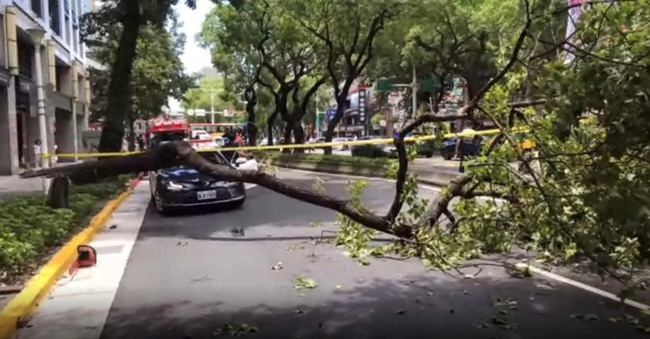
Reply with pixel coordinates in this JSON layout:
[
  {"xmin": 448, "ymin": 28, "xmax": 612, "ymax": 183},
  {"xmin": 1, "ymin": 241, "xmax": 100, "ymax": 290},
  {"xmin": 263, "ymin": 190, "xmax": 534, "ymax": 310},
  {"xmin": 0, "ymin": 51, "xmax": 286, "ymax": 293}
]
[
  {"xmin": 0, "ymin": 176, "xmax": 132, "ymax": 277},
  {"xmin": 255, "ymin": 151, "xmax": 390, "ymax": 168},
  {"xmin": 351, "ymin": 145, "xmax": 389, "ymax": 158}
]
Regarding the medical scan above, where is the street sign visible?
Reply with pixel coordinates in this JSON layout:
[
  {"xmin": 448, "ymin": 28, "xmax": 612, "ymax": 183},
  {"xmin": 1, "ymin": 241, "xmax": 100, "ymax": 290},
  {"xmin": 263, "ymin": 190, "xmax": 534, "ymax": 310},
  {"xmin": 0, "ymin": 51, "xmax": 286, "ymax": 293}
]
[
  {"xmin": 419, "ymin": 78, "xmax": 439, "ymax": 92},
  {"xmin": 376, "ymin": 78, "xmax": 392, "ymax": 92},
  {"xmin": 358, "ymin": 89, "xmax": 367, "ymax": 124}
]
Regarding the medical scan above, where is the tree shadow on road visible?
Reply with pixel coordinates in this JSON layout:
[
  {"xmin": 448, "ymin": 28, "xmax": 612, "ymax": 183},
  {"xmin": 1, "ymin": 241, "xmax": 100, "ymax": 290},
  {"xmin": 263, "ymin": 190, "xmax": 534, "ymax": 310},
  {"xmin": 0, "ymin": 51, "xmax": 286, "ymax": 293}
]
[
  {"xmin": 134, "ymin": 177, "xmax": 411, "ymax": 242},
  {"xmin": 99, "ymin": 271, "xmax": 650, "ymax": 339}
]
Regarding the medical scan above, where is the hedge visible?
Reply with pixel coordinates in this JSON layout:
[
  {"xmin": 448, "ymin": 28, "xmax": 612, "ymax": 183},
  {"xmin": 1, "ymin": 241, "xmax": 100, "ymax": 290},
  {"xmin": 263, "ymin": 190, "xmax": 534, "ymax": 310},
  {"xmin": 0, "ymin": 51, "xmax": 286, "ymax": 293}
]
[
  {"xmin": 0, "ymin": 175, "xmax": 131, "ymax": 280},
  {"xmin": 254, "ymin": 151, "xmax": 391, "ymax": 168}
]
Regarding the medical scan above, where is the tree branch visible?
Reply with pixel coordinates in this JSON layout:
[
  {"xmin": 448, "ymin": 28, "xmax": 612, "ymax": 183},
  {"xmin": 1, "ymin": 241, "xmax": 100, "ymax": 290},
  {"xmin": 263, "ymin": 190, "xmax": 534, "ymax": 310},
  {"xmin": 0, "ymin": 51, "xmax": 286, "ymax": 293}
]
[{"xmin": 22, "ymin": 141, "xmax": 396, "ymax": 235}]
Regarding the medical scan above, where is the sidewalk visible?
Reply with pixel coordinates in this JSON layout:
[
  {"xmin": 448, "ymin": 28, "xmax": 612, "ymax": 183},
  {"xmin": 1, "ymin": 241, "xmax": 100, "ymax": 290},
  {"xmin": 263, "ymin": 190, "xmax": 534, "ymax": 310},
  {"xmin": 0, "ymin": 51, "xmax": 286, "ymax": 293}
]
[
  {"xmin": 15, "ymin": 183, "xmax": 149, "ymax": 339},
  {"xmin": 0, "ymin": 162, "xmax": 83, "ymax": 202}
]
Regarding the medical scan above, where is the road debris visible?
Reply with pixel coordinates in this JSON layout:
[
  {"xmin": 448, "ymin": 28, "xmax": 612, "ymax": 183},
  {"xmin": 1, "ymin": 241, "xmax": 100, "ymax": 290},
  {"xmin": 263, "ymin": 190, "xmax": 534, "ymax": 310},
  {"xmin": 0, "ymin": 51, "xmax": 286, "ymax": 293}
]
[
  {"xmin": 231, "ymin": 227, "xmax": 245, "ymax": 237},
  {"xmin": 211, "ymin": 322, "xmax": 258, "ymax": 337},
  {"xmin": 271, "ymin": 262, "xmax": 284, "ymax": 271},
  {"xmin": 287, "ymin": 243, "xmax": 305, "ymax": 251},
  {"xmin": 293, "ymin": 275, "xmax": 318, "ymax": 290},
  {"xmin": 109, "ymin": 224, "xmax": 117, "ymax": 229}
]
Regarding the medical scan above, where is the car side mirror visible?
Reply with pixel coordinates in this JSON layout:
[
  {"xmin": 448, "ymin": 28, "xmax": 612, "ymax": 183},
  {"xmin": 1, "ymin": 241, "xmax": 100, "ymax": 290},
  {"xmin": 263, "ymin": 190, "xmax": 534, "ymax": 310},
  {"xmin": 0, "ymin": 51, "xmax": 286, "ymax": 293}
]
[{"xmin": 235, "ymin": 158, "xmax": 247, "ymax": 165}]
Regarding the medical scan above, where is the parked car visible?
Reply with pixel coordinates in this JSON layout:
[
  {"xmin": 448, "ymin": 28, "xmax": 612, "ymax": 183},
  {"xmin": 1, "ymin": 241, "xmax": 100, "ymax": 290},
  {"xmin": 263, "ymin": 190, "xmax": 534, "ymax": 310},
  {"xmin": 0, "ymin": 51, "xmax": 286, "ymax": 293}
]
[
  {"xmin": 332, "ymin": 137, "xmax": 352, "ymax": 150},
  {"xmin": 409, "ymin": 133, "xmax": 436, "ymax": 158},
  {"xmin": 149, "ymin": 151, "xmax": 246, "ymax": 215},
  {"xmin": 440, "ymin": 136, "xmax": 486, "ymax": 160},
  {"xmin": 351, "ymin": 136, "xmax": 396, "ymax": 158}
]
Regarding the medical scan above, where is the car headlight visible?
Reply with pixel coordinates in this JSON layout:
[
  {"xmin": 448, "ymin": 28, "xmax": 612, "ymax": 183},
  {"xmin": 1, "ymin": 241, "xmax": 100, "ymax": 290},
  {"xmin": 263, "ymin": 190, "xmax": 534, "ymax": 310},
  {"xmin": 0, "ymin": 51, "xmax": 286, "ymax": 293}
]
[{"xmin": 165, "ymin": 181, "xmax": 184, "ymax": 191}]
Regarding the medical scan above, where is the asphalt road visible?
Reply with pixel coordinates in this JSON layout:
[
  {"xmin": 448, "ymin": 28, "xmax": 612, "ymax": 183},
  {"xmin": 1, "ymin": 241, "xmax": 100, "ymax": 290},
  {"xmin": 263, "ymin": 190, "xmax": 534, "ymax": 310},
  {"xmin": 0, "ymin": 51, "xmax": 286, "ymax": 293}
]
[{"xmin": 88, "ymin": 170, "xmax": 649, "ymax": 339}]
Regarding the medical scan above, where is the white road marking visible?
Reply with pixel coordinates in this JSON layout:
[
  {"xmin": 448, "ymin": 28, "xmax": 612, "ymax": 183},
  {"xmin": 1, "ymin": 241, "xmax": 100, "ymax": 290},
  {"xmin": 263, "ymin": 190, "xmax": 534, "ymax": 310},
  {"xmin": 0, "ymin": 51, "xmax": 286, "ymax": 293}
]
[
  {"xmin": 282, "ymin": 168, "xmax": 650, "ymax": 313},
  {"xmin": 16, "ymin": 183, "xmax": 151, "ymax": 339},
  {"xmin": 527, "ymin": 265, "xmax": 650, "ymax": 312}
]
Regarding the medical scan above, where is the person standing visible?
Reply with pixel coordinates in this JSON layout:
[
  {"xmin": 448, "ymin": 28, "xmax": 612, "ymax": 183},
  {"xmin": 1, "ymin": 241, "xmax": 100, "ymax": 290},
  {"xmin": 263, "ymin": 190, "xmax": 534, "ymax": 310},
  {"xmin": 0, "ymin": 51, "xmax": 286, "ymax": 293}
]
[{"xmin": 33, "ymin": 140, "xmax": 42, "ymax": 169}]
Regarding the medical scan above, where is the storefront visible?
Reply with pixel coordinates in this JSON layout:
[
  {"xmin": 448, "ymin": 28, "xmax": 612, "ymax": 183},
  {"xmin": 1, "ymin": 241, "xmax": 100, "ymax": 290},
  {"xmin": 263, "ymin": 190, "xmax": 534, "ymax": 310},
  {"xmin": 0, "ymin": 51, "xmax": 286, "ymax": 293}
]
[{"xmin": 15, "ymin": 75, "xmax": 34, "ymax": 167}]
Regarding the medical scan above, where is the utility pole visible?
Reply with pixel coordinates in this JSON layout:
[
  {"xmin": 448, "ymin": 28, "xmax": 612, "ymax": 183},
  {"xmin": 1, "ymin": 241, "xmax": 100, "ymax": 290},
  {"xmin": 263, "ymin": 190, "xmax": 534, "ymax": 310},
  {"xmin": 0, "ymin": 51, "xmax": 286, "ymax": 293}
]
[
  {"xmin": 314, "ymin": 95, "xmax": 320, "ymax": 138},
  {"xmin": 200, "ymin": 88, "xmax": 219, "ymax": 123},
  {"xmin": 411, "ymin": 65, "xmax": 418, "ymax": 118}
]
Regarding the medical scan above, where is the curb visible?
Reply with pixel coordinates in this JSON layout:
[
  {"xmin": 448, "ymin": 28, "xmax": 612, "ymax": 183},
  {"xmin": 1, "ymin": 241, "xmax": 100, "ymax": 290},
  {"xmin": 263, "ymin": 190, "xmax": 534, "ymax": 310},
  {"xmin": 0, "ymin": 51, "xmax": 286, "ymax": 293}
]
[{"xmin": 0, "ymin": 173, "xmax": 144, "ymax": 339}]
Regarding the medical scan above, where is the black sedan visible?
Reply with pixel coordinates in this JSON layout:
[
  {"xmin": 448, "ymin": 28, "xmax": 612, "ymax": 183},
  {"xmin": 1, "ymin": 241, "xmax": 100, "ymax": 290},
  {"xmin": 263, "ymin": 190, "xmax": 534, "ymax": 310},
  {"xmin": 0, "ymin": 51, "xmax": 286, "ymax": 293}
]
[{"xmin": 148, "ymin": 151, "xmax": 246, "ymax": 215}]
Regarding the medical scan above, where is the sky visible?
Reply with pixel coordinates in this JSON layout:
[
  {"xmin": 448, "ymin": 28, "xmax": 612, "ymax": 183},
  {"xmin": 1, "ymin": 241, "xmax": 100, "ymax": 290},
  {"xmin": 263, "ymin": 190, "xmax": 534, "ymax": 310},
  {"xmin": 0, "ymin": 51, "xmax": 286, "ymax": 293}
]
[{"xmin": 167, "ymin": 0, "xmax": 215, "ymax": 113}]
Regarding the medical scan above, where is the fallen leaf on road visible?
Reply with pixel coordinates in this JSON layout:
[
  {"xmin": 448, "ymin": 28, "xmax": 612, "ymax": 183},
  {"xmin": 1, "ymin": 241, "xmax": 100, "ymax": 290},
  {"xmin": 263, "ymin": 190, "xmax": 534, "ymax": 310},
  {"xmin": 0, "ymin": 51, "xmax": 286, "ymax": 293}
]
[
  {"xmin": 230, "ymin": 227, "xmax": 245, "ymax": 237},
  {"xmin": 585, "ymin": 314, "xmax": 599, "ymax": 321},
  {"xmin": 609, "ymin": 317, "xmax": 623, "ymax": 323},
  {"xmin": 570, "ymin": 313, "xmax": 583, "ymax": 319},
  {"xmin": 637, "ymin": 325, "xmax": 650, "ymax": 333},
  {"xmin": 109, "ymin": 224, "xmax": 117, "ymax": 229},
  {"xmin": 295, "ymin": 309, "xmax": 305, "ymax": 314},
  {"xmin": 492, "ymin": 317, "xmax": 508, "ymax": 325},
  {"xmin": 396, "ymin": 309, "xmax": 406, "ymax": 315},
  {"xmin": 499, "ymin": 310, "xmax": 509, "ymax": 315},
  {"xmin": 211, "ymin": 322, "xmax": 258, "ymax": 337},
  {"xmin": 293, "ymin": 275, "xmax": 318, "ymax": 290},
  {"xmin": 462, "ymin": 289, "xmax": 469, "ymax": 295},
  {"xmin": 271, "ymin": 262, "xmax": 283, "ymax": 271},
  {"xmin": 335, "ymin": 284, "xmax": 343, "ymax": 290},
  {"xmin": 287, "ymin": 243, "xmax": 305, "ymax": 251},
  {"xmin": 473, "ymin": 320, "xmax": 490, "ymax": 329}
]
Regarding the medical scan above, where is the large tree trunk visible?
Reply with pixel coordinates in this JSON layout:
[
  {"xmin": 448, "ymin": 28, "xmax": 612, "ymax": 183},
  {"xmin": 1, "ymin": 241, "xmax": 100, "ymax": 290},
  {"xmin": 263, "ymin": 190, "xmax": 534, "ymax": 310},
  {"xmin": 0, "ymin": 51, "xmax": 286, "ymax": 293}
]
[
  {"xmin": 98, "ymin": 0, "xmax": 143, "ymax": 153},
  {"xmin": 266, "ymin": 110, "xmax": 279, "ymax": 146},
  {"xmin": 292, "ymin": 121, "xmax": 305, "ymax": 154},
  {"xmin": 245, "ymin": 86, "xmax": 258, "ymax": 146},
  {"xmin": 282, "ymin": 123, "xmax": 292, "ymax": 153},
  {"xmin": 323, "ymin": 101, "xmax": 346, "ymax": 155}
]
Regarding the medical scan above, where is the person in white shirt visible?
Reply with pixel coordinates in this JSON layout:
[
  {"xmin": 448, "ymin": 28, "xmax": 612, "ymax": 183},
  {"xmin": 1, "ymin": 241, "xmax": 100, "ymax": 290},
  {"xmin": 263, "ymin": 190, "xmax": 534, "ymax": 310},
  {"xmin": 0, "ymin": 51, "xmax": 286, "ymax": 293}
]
[{"xmin": 33, "ymin": 140, "xmax": 42, "ymax": 169}]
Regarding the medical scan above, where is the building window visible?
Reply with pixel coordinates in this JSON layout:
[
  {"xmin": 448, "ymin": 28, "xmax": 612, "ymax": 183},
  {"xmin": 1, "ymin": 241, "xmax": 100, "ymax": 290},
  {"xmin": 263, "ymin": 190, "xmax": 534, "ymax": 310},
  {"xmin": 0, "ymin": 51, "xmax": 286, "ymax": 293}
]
[
  {"xmin": 32, "ymin": 0, "xmax": 43, "ymax": 18},
  {"xmin": 55, "ymin": 64, "xmax": 63, "ymax": 92},
  {"xmin": 49, "ymin": 0, "xmax": 61, "ymax": 36},
  {"xmin": 65, "ymin": 14, "xmax": 71, "ymax": 45},
  {"xmin": 17, "ymin": 40, "xmax": 34, "ymax": 79}
]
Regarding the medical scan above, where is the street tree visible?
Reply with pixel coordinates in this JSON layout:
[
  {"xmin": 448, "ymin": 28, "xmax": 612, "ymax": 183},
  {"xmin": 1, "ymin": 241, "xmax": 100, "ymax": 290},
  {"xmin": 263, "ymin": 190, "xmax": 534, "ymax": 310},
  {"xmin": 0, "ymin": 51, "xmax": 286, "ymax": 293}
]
[
  {"xmin": 84, "ymin": 8, "xmax": 192, "ymax": 149},
  {"xmin": 80, "ymin": 0, "xmax": 196, "ymax": 153},
  {"xmin": 288, "ymin": 0, "xmax": 401, "ymax": 153},
  {"xmin": 34, "ymin": 0, "xmax": 650, "ymax": 298}
]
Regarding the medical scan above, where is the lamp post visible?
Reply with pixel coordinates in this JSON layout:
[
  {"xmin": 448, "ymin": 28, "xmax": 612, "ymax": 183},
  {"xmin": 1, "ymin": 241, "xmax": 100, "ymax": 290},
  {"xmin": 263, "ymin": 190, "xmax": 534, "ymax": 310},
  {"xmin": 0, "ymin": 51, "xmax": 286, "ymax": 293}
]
[
  {"xmin": 27, "ymin": 27, "xmax": 50, "ymax": 194},
  {"xmin": 199, "ymin": 88, "xmax": 219, "ymax": 123}
]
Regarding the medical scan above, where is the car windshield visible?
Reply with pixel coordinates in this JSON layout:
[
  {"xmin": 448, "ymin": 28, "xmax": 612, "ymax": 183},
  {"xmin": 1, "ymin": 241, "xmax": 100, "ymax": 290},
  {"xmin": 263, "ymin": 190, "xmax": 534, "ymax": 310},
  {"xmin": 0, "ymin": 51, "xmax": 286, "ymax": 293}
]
[{"xmin": 199, "ymin": 151, "xmax": 229, "ymax": 166}]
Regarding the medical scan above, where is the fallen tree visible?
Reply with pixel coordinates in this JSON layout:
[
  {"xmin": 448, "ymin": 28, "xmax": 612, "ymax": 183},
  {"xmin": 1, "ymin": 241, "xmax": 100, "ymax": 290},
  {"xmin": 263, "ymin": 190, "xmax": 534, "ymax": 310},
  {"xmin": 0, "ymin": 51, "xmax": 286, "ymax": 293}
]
[{"xmin": 24, "ymin": 0, "xmax": 650, "ymax": 299}]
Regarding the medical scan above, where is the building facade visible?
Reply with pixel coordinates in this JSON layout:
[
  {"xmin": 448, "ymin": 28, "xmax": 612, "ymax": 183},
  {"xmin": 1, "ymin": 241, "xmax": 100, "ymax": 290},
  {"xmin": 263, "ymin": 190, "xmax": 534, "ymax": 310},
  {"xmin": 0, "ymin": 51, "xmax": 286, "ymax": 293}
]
[{"xmin": 0, "ymin": 0, "xmax": 91, "ymax": 175}]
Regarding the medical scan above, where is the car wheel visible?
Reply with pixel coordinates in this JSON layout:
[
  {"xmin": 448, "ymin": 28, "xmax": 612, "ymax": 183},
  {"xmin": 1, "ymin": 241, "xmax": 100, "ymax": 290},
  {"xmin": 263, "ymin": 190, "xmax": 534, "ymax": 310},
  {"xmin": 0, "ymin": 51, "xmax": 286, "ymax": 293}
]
[{"xmin": 153, "ymin": 188, "xmax": 171, "ymax": 216}]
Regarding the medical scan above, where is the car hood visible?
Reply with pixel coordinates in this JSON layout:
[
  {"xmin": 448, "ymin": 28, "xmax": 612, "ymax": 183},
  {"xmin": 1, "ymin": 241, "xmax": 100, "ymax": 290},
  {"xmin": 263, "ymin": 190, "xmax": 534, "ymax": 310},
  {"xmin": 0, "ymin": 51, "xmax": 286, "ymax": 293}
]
[{"xmin": 158, "ymin": 167, "xmax": 234, "ymax": 185}]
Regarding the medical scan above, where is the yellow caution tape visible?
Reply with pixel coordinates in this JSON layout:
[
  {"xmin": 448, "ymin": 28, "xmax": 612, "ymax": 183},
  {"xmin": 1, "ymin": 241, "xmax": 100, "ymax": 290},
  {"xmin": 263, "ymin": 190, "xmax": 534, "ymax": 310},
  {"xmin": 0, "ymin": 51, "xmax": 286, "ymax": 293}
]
[{"xmin": 42, "ymin": 127, "xmax": 529, "ymax": 159}]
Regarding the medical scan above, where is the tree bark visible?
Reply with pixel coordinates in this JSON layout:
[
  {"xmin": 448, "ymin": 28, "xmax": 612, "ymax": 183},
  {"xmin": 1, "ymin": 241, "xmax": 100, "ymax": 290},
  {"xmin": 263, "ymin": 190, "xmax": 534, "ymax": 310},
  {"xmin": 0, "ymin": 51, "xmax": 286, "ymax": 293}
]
[
  {"xmin": 98, "ymin": 0, "xmax": 143, "ymax": 153},
  {"xmin": 266, "ymin": 110, "xmax": 279, "ymax": 146},
  {"xmin": 292, "ymin": 121, "xmax": 305, "ymax": 154},
  {"xmin": 47, "ymin": 175, "xmax": 69, "ymax": 209},
  {"xmin": 245, "ymin": 86, "xmax": 258, "ymax": 146},
  {"xmin": 282, "ymin": 123, "xmax": 292, "ymax": 153}
]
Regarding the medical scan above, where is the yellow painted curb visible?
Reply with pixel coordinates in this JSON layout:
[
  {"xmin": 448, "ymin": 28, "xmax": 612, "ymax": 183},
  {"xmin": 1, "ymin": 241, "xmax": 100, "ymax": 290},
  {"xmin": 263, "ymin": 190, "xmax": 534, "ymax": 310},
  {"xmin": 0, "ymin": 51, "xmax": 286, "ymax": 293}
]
[{"xmin": 0, "ymin": 182, "xmax": 138, "ymax": 339}]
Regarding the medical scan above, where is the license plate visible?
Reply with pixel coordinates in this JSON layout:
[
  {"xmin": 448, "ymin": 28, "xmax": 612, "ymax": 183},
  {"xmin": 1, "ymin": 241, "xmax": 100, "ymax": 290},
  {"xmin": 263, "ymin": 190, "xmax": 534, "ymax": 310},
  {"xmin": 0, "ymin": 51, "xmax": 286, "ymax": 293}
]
[{"xmin": 197, "ymin": 190, "xmax": 217, "ymax": 200}]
